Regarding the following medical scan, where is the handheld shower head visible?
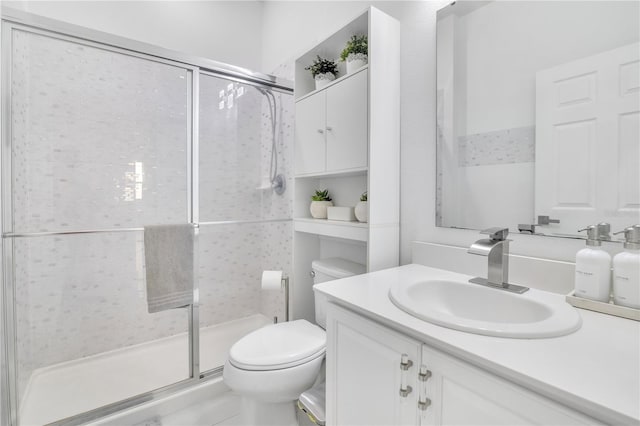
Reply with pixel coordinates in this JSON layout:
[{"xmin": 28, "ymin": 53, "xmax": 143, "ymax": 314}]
[{"xmin": 255, "ymin": 86, "xmax": 286, "ymax": 195}]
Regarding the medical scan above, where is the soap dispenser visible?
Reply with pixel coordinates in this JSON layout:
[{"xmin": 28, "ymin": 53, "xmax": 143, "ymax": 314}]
[
  {"xmin": 612, "ymin": 225, "xmax": 640, "ymax": 309},
  {"xmin": 575, "ymin": 223, "xmax": 612, "ymax": 302}
]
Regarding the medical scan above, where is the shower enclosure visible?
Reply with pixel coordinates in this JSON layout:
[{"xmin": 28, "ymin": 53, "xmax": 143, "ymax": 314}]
[{"xmin": 0, "ymin": 10, "xmax": 293, "ymax": 426}]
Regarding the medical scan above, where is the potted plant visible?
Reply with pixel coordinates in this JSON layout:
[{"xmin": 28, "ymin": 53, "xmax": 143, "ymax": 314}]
[
  {"xmin": 340, "ymin": 35, "xmax": 368, "ymax": 74},
  {"xmin": 355, "ymin": 191, "xmax": 368, "ymax": 223},
  {"xmin": 305, "ymin": 55, "xmax": 339, "ymax": 90},
  {"xmin": 310, "ymin": 189, "xmax": 334, "ymax": 219}
]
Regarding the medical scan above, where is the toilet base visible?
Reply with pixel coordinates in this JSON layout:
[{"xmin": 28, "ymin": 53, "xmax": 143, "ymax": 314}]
[{"xmin": 239, "ymin": 397, "xmax": 298, "ymax": 426}]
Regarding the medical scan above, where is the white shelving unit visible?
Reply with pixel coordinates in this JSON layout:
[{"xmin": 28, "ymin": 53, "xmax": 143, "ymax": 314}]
[{"xmin": 291, "ymin": 7, "xmax": 401, "ymax": 322}]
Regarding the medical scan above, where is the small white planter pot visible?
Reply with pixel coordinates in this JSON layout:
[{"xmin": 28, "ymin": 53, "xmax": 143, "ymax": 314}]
[
  {"xmin": 310, "ymin": 200, "xmax": 334, "ymax": 219},
  {"xmin": 354, "ymin": 201, "xmax": 368, "ymax": 223},
  {"xmin": 346, "ymin": 53, "xmax": 368, "ymax": 74},
  {"xmin": 314, "ymin": 73, "xmax": 336, "ymax": 90}
]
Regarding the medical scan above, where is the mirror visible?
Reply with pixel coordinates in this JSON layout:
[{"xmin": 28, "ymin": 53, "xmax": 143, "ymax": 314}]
[{"xmin": 436, "ymin": 1, "xmax": 640, "ymax": 239}]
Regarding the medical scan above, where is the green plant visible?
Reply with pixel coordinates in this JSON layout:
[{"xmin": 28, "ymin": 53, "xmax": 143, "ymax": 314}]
[
  {"xmin": 311, "ymin": 189, "xmax": 332, "ymax": 202},
  {"xmin": 305, "ymin": 55, "xmax": 338, "ymax": 78},
  {"xmin": 340, "ymin": 35, "xmax": 368, "ymax": 62},
  {"xmin": 360, "ymin": 191, "xmax": 368, "ymax": 202}
]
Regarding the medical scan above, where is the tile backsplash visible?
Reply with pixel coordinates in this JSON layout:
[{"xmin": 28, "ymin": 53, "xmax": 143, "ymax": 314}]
[{"xmin": 457, "ymin": 125, "xmax": 535, "ymax": 167}]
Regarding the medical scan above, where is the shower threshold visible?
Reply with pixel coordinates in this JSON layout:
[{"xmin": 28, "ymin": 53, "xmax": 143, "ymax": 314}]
[{"xmin": 19, "ymin": 314, "xmax": 271, "ymax": 425}]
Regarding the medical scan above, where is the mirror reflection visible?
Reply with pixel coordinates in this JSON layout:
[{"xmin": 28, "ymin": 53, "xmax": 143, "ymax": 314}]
[{"xmin": 436, "ymin": 0, "xmax": 640, "ymax": 239}]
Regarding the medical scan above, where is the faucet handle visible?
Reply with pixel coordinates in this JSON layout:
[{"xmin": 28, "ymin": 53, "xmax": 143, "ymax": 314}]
[{"xmin": 480, "ymin": 227, "xmax": 509, "ymax": 241}]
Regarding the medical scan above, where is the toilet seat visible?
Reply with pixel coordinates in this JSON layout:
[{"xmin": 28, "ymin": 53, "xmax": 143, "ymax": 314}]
[{"xmin": 229, "ymin": 320, "xmax": 326, "ymax": 371}]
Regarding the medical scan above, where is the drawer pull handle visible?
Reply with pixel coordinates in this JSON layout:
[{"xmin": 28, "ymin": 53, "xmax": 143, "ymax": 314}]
[{"xmin": 399, "ymin": 354, "xmax": 413, "ymax": 398}]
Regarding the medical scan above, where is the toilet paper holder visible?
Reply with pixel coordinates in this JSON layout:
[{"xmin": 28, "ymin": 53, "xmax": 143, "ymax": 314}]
[{"xmin": 274, "ymin": 275, "xmax": 290, "ymax": 324}]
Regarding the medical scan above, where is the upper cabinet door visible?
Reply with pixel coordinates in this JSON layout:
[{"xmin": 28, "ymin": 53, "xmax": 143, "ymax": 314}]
[
  {"xmin": 295, "ymin": 91, "xmax": 327, "ymax": 175},
  {"xmin": 326, "ymin": 70, "xmax": 369, "ymax": 172}
]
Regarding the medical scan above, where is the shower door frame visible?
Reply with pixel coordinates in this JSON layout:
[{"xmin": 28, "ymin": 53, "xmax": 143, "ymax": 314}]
[{"xmin": 0, "ymin": 8, "xmax": 293, "ymax": 426}]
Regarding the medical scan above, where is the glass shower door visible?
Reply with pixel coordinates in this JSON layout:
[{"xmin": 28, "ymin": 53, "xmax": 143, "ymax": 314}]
[
  {"xmin": 197, "ymin": 73, "xmax": 294, "ymax": 373},
  {"xmin": 5, "ymin": 27, "xmax": 194, "ymax": 424}
]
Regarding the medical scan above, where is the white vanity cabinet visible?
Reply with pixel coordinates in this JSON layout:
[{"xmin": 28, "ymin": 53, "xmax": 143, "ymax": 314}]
[
  {"xmin": 326, "ymin": 300, "xmax": 422, "ymax": 425},
  {"xmin": 295, "ymin": 69, "xmax": 368, "ymax": 176},
  {"xmin": 326, "ymin": 303, "xmax": 601, "ymax": 426}
]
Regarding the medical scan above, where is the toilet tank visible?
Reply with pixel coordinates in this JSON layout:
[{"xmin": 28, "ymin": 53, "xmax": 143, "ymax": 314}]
[{"xmin": 312, "ymin": 258, "xmax": 366, "ymax": 328}]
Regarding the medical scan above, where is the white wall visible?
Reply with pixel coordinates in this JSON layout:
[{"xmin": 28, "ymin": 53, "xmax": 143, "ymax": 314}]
[
  {"xmin": 437, "ymin": 1, "xmax": 639, "ymax": 233},
  {"xmin": 3, "ymin": 1, "xmax": 265, "ymax": 70},
  {"xmin": 262, "ymin": 1, "xmax": 438, "ymax": 264},
  {"xmin": 260, "ymin": 0, "xmax": 630, "ymax": 265},
  {"xmin": 462, "ymin": 0, "xmax": 639, "ymax": 135}
]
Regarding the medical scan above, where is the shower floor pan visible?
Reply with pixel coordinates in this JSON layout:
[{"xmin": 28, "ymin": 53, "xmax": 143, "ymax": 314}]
[{"xmin": 19, "ymin": 314, "xmax": 271, "ymax": 426}]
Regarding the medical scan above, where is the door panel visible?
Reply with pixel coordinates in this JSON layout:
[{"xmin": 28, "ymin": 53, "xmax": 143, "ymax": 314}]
[
  {"xmin": 326, "ymin": 70, "xmax": 369, "ymax": 172},
  {"xmin": 423, "ymin": 345, "xmax": 600, "ymax": 425},
  {"xmin": 295, "ymin": 92, "xmax": 326, "ymax": 175},
  {"xmin": 327, "ymin": 304, "xmax": 420, "ymax": 426},
  {"xmin": 535, "ymin": 43, "xmax": 640, "ymax": 235},
  {"xmin": 8, "ymin": 28, "xmax": 192, "ymax": 425}
]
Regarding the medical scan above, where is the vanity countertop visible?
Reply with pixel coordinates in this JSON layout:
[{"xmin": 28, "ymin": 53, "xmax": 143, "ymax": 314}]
[{"xmin": 314, "ymin": 264, "xmax": 640, "ymax": 425}]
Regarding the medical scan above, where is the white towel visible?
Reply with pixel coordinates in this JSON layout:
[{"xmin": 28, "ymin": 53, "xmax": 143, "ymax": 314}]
[{"xmin": 143, "ymin": 224, "xmax": 194, "ymax": 313}]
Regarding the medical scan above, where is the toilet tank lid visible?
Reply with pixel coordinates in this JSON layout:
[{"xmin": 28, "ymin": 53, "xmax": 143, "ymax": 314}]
[{"xmin": 311, "ymin": 258, "xmax": 366, "ymax": 278}]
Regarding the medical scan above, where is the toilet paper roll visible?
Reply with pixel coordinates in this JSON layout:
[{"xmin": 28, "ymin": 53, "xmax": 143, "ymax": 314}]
[{"xmin": 262, "ymin": 270, "xmax": 283, "ymax": 291}]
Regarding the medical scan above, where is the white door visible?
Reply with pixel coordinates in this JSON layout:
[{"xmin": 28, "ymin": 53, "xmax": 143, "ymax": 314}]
[
  {"xmin": 422, "ymin": 345, "xmax": 600, "ymax": 425},
  {"xmin": 295, "ymin": 92, "xmax": 326, "ymax": 175},
  {"xmin": 325, "ymin": 70, "xmax": 369, "ymax": 172},
  {"xmin": 535, "ymin": 43, "xmax": 640, "ymax": 236},
  {"xmin": 326, "ymin": 303, "xmax": 420, "ymax": 426}
]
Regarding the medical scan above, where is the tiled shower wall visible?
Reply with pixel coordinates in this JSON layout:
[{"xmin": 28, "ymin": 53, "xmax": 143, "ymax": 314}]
[
  {"xmin": 10, "ymin": 29, "xmax": 293, "ymax": 399},
  {"xmin": 198, "ymin": 72, "xmax": 294, "ymax": 328}
]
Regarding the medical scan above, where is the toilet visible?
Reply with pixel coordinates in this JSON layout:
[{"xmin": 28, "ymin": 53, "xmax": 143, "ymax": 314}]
[{"xmin": 223, "ymin": 258, "xmax": 366, "ymax": 426}]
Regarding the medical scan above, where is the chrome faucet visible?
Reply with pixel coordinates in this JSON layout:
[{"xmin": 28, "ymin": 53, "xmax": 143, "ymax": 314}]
[{"xmin": 468, "ymin": 227, "xmax": 529, "ymax": 294}]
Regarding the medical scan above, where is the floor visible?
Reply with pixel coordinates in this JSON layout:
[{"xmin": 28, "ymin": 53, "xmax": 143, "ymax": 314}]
[
  {"xmin": 20, "ymin": 314, "xmax": 271, "ymax": 426},
  {"xmin": 132, "ymin": 392, "xmax": 243, "ymax": 426}
]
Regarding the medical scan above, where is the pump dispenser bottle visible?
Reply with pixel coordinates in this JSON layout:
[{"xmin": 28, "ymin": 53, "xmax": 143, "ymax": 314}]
[
  {"xmin": 575, "ymin": 223, "xmax": 612, "ymax": 302},
  {"xmin": 612, "ymin": 225, "xmax": 640, "ymax": 309}
]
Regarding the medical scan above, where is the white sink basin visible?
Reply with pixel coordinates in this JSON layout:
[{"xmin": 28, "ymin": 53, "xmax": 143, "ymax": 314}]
[{"xmin": 389, "ymin": 279, "xmax": 582, "ymax": 338}]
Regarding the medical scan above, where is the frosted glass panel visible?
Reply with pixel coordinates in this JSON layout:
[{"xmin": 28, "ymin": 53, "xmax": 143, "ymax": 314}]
[
  {"xmin": 199, "ymin": 74, "xmax": 294, "ymax": 222},
  {"xmin": 11, "ymin": 30, "xmax": 190, "ymax": 232},
  {"xmin": 198, "ymin": 221, "xmax": 292, "ymax": 372},
  {"xmin": 14, "ymin": 232, "xmax": 189, "ymax": 425}
]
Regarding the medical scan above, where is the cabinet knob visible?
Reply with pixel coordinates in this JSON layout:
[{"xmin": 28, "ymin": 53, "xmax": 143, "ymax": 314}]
[
  {"xmin": 325, "ymin": 126, "xmax": 333, "ymax": 131},
  {"xmin": 399, "ymin": 385, "xmax": 413, "ymax": 398},
  {"xmin": 317, "ymin": 129, "xmax": 324, "ymax": 134},
  {"xmin": 418, "ymin": 397, "xmax": 431, "ymax": 411},
  {"xmin": 419, "ymin": 367, "xmax": 432, "ymax": 381}
]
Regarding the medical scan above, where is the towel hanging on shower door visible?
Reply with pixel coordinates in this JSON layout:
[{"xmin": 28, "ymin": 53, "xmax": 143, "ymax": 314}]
[{"xmin": 143, "ymin": 224, "xmax": 194, "ymax": 313}]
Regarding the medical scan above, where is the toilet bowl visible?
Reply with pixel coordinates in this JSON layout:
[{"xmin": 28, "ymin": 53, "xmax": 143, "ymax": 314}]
[{"xmin": 223, "ymin": 258, "xmax": 366, "ymax": 426}]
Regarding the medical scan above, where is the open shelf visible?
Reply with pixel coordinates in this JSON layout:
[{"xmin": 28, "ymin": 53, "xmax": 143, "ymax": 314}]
[
  {"xmin": 295, "ymin": 66, "xmax": 369, "ymax": 103},
  {"xmin": 294, "ymin": 10, "xmax": 369, "ymax": 99},
  {"xmin": 294, "ymin": 218, "xmax": 368, "ymax": 242},
  {"xmin": 295, "ymin": 167, "xmax": 368, "ymax": 180}
]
